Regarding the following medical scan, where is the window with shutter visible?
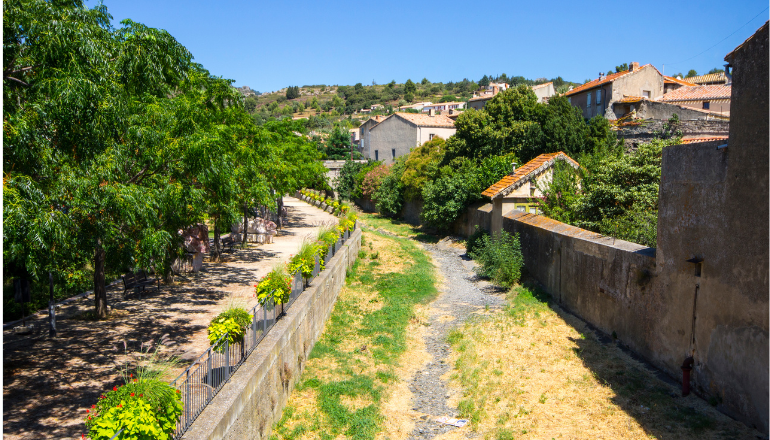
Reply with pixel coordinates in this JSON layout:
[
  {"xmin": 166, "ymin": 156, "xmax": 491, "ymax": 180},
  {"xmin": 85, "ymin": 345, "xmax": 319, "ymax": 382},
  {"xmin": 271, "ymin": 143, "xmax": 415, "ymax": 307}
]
[
  {"xmin": 586, "ymin": 91, "xmax": 592, "ymax": 108},
  {"xmin": 596, "ymin": 89, "xmax": 602, "ymax": 105}
]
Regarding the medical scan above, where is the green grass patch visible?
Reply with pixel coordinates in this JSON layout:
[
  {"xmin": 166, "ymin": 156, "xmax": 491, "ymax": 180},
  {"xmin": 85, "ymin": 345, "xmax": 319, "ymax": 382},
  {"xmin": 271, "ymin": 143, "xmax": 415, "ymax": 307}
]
[{"xmin": 272, "ymin": 229, "xmax": 438, "ymax": 439}]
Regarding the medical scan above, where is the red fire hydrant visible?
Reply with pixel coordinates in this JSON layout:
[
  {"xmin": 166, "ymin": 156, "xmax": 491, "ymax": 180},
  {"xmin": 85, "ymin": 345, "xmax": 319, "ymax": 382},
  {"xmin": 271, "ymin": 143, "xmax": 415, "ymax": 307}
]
[{"xmin": 681, "ymin": 357, "xmax": 694, "ymax": 396}]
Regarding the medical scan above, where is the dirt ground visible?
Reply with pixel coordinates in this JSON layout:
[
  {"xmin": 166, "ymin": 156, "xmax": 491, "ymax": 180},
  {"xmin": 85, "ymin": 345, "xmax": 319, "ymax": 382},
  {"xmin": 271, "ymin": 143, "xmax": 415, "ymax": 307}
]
[{"xmin": 2, "ymin": 197, "xmax": 338, "ymax": 440}]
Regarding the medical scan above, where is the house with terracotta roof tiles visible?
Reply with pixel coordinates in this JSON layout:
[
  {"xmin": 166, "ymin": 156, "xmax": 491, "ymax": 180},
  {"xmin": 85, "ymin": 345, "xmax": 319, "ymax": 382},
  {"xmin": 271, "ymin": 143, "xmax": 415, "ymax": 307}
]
[
  {"xmin": 664, "ymin": 76, "xmax": 697, "ymax": 94},
  {"xmin": 468, "ymin": 83, "xmax": 509, "ymax": 110},
  {"xmin": 564, "ymin": 62, "xmax": 665, "ymax": 119},
  {"xmin": 366, "ymin": 112, "xmax": 456, "ymax": 164},
  {"xmin": 481, "ymin": 152, "xmax": 579, "ymax": 234},
  {"xmin": 657, "ymin": 84, "xmax": 731, "ymax": 117}
]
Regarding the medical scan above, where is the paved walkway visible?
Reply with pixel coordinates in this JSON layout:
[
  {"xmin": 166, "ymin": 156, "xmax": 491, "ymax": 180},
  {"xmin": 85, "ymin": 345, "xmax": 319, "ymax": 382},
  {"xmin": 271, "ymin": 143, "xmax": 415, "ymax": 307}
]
[{"xmin": 2, "ymin": 197, "xmax": 337, "ymax": 440}]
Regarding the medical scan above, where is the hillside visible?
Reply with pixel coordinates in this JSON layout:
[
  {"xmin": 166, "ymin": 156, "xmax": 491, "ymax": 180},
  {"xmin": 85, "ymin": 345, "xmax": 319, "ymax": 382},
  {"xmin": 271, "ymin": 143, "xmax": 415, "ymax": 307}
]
[{"xmin": 238, "ymin": 74, "xmax": 578, "ymax": 123}]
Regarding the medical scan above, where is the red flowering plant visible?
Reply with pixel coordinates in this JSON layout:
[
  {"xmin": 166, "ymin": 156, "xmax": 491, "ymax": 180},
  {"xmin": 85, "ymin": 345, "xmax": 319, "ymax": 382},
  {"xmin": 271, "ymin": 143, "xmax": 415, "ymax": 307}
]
[
  {"xmin": 362, "ymin": 164, "xmax": 390, "ymax": 200},
  {"xmin": 255, "ymin": 263, "xmax": 292, "ymax": 307},
  {"xmin": 84, "ymin": 343, "xmax": 183, "ymax": 439}
]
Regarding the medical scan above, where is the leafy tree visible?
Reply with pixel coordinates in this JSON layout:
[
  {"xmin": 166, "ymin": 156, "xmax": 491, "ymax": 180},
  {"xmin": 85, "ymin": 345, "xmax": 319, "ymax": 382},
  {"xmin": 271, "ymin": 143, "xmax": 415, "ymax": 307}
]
[
  {"xmin": 321, "ymin": 125, "xmax": 359, "ymax": 160},
  {"xmin": 286, "ymin": 85, "xmax": 300, "ymax": 99},
  {"xmin": 404, "ymin": 92, "xmax": 414, "ymax": 103},
  {"xmin": 244, "ymin": 95, "xmax": 258, "ymax": 113},
  {"xmin": 479, "ymin": 75, "xmax": 490, "ymax": 87},
  {"xmin": 404, "ymin": 79, "xmax": 416, "ymax": 94},
  {"xmin": 615, "ymin": 63, "xmax": 629, "ymax": 72},
  {"xmin": 400, "ymin": 137, "xmax": 445, "ymax": 201},
  {"xmin": 708, "ymin": 67, "xmax": 725, "ymax": 74},
  {"xmin": 373, "ymin": 159, "xmax": 407, "ymax": 217},
  {"xmin": 686, "ymin": 69, "xmax": 698, "ymax": 78},
  {"xmin": 421, "ymin": 78, "xmax": 429, "ymax": 85}
]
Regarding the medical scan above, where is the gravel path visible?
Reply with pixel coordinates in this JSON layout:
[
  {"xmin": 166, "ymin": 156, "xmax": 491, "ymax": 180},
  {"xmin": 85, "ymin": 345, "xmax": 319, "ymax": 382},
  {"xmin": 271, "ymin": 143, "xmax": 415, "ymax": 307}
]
[{"xmin": 408, "ymin": 239, "xmax": 507, "ymax": 439}]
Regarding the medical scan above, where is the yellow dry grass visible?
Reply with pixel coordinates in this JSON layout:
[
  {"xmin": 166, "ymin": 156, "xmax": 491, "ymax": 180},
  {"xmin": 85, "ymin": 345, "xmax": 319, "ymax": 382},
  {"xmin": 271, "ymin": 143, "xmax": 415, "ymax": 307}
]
[{"xmin": 443, "ymin": 289, "xmax": 759, "ymax": 440}]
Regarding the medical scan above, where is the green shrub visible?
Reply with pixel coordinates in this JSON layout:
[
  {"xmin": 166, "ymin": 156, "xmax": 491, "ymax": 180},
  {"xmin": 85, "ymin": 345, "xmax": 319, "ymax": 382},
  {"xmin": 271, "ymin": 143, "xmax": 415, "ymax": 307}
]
[
  {"xmin": 85, "ymin": 380, "xmax": 182, "ymax": 440},
  {"xmin": 465, "ymin": 226, "xmax": 489, "ymax": 256},
  {"xmin": 374, "ymin": 159, "xmax": 406, "ymax": 217},
  {"xmin": 207, "ymin": 306, "xmax": 252, "ymax": 348},
  {"xmin": 288, "ymin": 240, "xmax": 321, "ymax": 279},
  {"xmin": 469, "ymin": 231, "xmax": 524, "ymax": 288},
  {"xmin": 255, "ymin": 264, "xmax": 292, "ymax": 306}
]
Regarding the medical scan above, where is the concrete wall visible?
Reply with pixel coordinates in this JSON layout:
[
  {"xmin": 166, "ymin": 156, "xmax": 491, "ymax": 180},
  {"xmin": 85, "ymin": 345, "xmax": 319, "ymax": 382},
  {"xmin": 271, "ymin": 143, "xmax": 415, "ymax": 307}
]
[
  {"xmin": 368, "ymin": 116, "xmax": 417, "ymax": 165},
  {"xmin": 452, "ymin": 202, "xmax": 492, "ymax": 237},
  {"xmin": 532, "ymin": 83, "xmax": 555, "ymax": 103},
  {"xmin": 182, "ymin": 228, "xmax": 362, "ymax": 440},
  {"xmin": 655, "ymin": 23, "xmax": 768, "ymax": 432},
  {"xmin": 323, "ymin": 160, "xmax": 367, "ymax": 191}
]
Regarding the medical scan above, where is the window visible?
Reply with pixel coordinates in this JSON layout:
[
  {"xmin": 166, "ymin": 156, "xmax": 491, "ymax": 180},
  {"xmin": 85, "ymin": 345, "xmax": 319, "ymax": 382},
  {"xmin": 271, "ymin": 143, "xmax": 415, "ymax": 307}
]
[
  {"xmin": 703, "ymin": 101, "xmax": 710, "ymax": 110},
  {"xmin": 375, "ymin": 150, "xmax": 378, "ymax": 161},
  {"xmin": 530, "ymin": 187, "xmax": 536, "ymax": 197},
  {"xmin": 392, "ymin": 149, "xmax": 396, "ymax": 159},
  {"xmin": 429, "ymin": 134, "xmax": 435, "ymax": 140},
  {"xmin": 643, "ymin": 90, "xmax": 650, "ymax": 98},
  {"xmin": 567, "ymin": 97, "xmax": 571, "ymax": 104},
  {"xmin": 586, "ymin": 91, "xmax": 592, "ymax": 108},
  {"xmin": 596, "ymin": 88, "xmax": 602, "ymax": 106},
  {"xmin": 530, "ymin": 207, "xmax": 537, "ymax": 214}
]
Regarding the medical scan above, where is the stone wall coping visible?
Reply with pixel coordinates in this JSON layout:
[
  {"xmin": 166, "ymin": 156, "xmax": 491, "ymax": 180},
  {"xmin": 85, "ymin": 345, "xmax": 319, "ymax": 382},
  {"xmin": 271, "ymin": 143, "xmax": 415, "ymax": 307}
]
[{"xmin": 504, "ymin": 210, "xmax": 655, "ymax": 257}]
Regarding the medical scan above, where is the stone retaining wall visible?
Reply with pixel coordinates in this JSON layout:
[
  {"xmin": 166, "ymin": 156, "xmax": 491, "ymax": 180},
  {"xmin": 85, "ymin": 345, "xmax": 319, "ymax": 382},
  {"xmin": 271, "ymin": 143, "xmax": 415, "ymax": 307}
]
[{"xmin": 182, "ymin": 227, "xmax": 362, "ymax": 440}]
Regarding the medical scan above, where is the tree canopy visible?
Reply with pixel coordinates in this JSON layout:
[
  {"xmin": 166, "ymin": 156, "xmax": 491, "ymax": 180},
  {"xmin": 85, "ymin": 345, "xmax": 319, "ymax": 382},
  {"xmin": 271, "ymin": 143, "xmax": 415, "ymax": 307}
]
[{"xmin": 3, "ymin": 0, "xmax": 326, "ymax": 319}]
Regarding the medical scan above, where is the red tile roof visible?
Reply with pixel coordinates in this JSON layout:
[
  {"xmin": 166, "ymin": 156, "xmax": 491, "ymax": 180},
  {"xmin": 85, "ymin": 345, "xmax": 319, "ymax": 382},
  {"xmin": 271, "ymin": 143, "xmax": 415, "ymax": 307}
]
[
  {"xmin": 682, "ymin": 72, "xmax": 728, "ymax": 85},
  {"xmin": 391, "ymin": 112, "xmax": 455, "ymax": 128},
  {"xmin": 664, "ymin": 76, "xmax": 696, "ymax": 86},
  {"xmin": 565, "ymin": 64, "xmax": 661, "ymax": 97},
  {"xmin": 658, "ymin": 84, "xmax": 731, "ymax": 102},
  {"xmin": 616, "ymin": 96, "xmax": 646, "ymax": 103},
  {"xmin": 681, "ymin": 136, "xmax": 728, "ymax": 144},
  {"xmin": 481, "ymin": 152, "xmax": 579, "ymax": 198}
]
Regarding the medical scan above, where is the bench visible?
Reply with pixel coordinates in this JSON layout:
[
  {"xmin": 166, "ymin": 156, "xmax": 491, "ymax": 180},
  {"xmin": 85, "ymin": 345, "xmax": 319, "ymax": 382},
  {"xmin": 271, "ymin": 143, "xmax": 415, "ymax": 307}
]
[
  {"xmin": 222, "ymin": 235, "xmax": 236, "ymax": 252},
  {"xmin": 122, "ymin": 270, "xmax": 160, "ymax": 299}
]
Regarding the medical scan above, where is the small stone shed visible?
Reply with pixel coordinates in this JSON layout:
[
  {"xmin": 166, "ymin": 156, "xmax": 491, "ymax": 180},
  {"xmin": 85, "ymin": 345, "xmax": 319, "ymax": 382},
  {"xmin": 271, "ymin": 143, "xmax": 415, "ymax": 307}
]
[{"xmin": 482, "ymin": 152, "xmax": 579, "ymax": 235}]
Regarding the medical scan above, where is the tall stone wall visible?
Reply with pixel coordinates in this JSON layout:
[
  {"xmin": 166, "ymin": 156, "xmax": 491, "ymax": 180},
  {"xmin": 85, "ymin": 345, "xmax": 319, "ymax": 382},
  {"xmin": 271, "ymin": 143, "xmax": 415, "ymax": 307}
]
[
  {"xmin": 616, "ymin": 119, "xmax": 729, "ymax": 149},
  {"xmin": 182, "ymin": 228, "xmax": 362, "ymax": 440}
]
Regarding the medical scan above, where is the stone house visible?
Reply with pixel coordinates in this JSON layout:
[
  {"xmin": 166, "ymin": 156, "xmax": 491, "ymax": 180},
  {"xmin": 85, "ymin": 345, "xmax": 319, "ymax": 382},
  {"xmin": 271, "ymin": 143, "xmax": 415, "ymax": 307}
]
[
  {"xmin": 366, "ymin": 112, "xmax": 456, "ymax": 164},
  {"xmin": 531, "ymin": 81, "xmax": 556, "ymax": 103},
  {"xmin": 657, "ymin": 84, "xmax": 731, "ymax": 117},
  {"xmin": 358, "ymin": 115, "xmax": 388, "ymax": 160},
  {"xmin": 467, "ymin": 82, "xmax": 509, "ymax": 110},
  {"xmin": 565, "ymin": 62, "xmax": 665, "ymax": 119},
  {"xmin": 482, "ymin": 152, "xmax": 579, "ymax": 235},
  {"xmin": 421, "ymin": 101, "xmax": 466, "ymax": 113},
  {"xmin": 664, "ymin": 75, "xmax": 697, "ymax": 94}
]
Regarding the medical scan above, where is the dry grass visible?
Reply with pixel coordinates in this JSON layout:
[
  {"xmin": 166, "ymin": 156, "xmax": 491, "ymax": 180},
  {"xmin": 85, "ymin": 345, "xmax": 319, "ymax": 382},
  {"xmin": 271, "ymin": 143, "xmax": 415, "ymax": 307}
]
[
  {"xmin": 272, "ymin": 230, "xmax": 438, "ymax": 440},
  {"xmin": 443, "ymin": 285, "xmax": 760, "ymax": 440}
]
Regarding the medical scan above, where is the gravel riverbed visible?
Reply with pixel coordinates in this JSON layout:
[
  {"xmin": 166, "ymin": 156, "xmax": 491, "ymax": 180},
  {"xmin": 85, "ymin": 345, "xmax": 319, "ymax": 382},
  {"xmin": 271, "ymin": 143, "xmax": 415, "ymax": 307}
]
[{"xmin": 407, "ymin": 239, "xmax": 507, "ymax": 439}]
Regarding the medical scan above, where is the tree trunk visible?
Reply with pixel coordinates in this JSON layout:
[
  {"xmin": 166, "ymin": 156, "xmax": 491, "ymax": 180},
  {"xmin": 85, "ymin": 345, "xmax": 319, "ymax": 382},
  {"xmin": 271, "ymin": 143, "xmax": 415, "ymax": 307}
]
[
  {"xmin": 94, "ymin": 238, "xmax": 108, "ymax": 319},
  {"xmin": 242, "ymin": 208, "xmax": 249, "ymax": 247},
  {"xmin": 213, "ymin": 218, "xmax": 221, "ymax": 262},
  {"xmin": 276, "ymin": 196, "xmax": 284, "ymax": 229}
]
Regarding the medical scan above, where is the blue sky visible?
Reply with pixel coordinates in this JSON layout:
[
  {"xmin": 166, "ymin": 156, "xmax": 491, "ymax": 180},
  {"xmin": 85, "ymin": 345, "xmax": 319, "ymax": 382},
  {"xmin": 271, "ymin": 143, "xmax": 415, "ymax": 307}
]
[{"xmin": 98, "ymin": 0, "xmax": 768, "ymax": 93}]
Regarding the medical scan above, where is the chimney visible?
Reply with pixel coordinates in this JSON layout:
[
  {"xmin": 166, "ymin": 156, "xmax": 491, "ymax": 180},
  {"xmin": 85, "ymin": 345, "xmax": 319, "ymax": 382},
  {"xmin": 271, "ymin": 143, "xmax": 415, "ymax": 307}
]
[
  {"xmin": 630, "ymin": 62, "xmax": 639, "ymax": 71},
  {"xmin": 428, "ymin": 108, "xmax": 436, "ymax": 116},
  {"xmin": 511, "ymin": 162, "xmax": 518, "ymax": 174},
  {"xmin": 599, "ymin": 72, "xmax": 605, "ymax": 80}
]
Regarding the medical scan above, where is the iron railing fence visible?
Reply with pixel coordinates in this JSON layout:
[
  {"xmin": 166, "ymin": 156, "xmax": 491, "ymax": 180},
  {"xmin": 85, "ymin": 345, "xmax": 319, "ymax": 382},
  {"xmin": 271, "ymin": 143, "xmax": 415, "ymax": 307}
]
[{"xmin": 105, "ymin": 222, "xmax": 357, "ymax": 440}]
